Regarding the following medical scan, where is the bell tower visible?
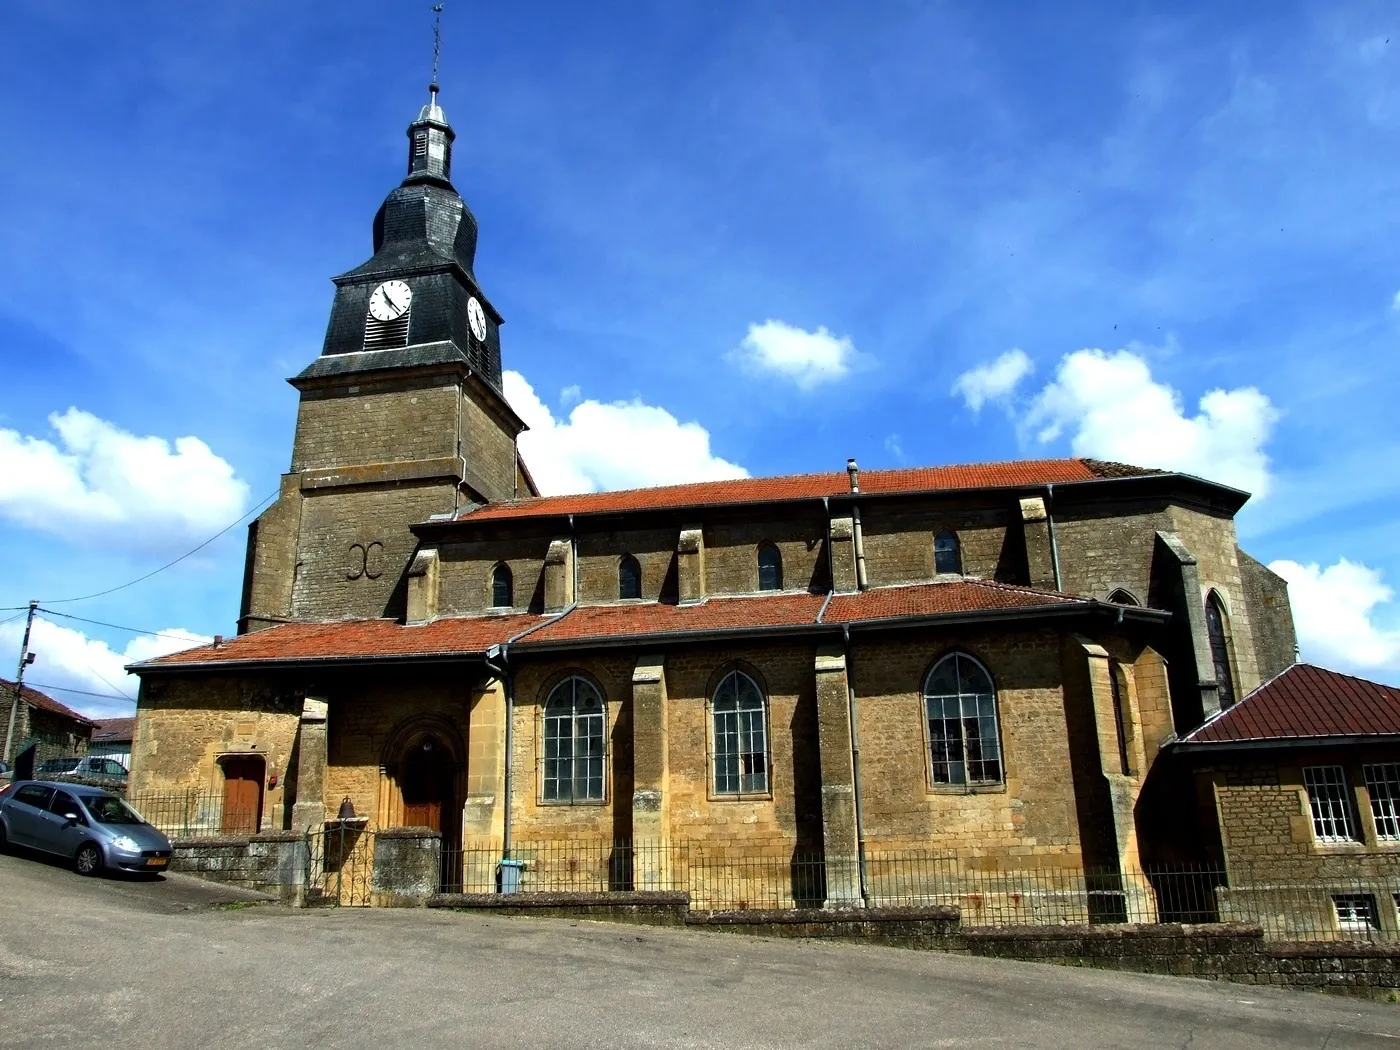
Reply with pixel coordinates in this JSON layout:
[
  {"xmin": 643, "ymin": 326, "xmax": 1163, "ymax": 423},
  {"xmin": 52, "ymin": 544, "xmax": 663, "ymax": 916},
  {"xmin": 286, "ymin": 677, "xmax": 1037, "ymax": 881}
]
[{"xmin": 238, "ymin": 76, "xmax": 530, "ymax": 633}]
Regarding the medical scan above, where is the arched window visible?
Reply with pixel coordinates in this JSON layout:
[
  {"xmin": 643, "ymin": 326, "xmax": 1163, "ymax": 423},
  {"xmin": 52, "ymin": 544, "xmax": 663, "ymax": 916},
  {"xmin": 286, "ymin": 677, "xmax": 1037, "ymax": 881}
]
[
  {"xmin": 757, "ymin": 544, "xmax": 782, "ymax": 591},
  {"xmin": 542, "ymin": 677, "xmax": 606, "ymax": 802},
  {"xmin": 1109, "ymin": 660, "xmax": 1132, "ymax": 775},
  {"xmin": 491, "ymin": 563, "xmax": 513, "ymax": 608},
  {"xmin": 618, "ymin": 554, "xmax": 642, "ymax": 600},
  {"xmin": 711, "ymin": 670, "xmax": 768, "ymax": 795},
  {"xmin": 1205, "ymin": 591, "xmax": 1237, "ymax": 709},
  {"xmin": 934, "ymin": 530, "xmax": 962, "ymax": 575},
  {"xmin": 923, "ymin": 653, "xmax": 1003, "ymax": 787},
  {"xmin": 1107, "ymin": 589, "xmax": 1139, "ymax": 606}
]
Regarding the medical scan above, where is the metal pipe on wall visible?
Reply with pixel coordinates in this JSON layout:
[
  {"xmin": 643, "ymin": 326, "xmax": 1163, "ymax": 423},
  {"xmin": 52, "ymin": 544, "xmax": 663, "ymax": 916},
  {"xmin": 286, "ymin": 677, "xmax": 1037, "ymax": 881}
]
[
  {"xmin": 847, "ymin": 459, "xmax": 868, "ymax": 590},
  {"xmin": 1045, "ymin": 483, "xmax": 1063, "ymax": 591},
  {"xmin": 842, "ymin": 623, "xmax": 870, "ymax": 904}
]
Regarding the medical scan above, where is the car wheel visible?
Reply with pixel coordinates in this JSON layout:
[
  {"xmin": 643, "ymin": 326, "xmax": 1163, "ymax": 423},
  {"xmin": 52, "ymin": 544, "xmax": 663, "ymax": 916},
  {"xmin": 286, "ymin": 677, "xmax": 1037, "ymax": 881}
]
[{"xmin": 74, "ymin": 842, "xmax": 103, "ymax": 876}]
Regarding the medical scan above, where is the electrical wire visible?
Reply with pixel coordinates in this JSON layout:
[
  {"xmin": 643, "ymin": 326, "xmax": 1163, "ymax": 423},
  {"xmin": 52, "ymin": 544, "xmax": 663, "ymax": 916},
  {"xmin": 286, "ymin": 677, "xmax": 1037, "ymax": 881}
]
[
  {"xmin": 25, "ymin": 682, "xmax": 136, "ymax": 703},
  {"xmin": 40, "ymin": 488, "xmax": 278, "ymax": 604},
  {"xmin": 37, "ymin": 608, "xmax": 209, "ymax": 644}
]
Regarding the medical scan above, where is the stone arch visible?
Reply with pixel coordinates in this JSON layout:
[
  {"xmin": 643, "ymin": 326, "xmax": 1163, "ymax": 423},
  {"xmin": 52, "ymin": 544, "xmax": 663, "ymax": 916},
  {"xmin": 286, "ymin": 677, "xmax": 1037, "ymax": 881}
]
[{"xmin": 377, "ymin": 712, "xmax": 467, "ymax": 848}]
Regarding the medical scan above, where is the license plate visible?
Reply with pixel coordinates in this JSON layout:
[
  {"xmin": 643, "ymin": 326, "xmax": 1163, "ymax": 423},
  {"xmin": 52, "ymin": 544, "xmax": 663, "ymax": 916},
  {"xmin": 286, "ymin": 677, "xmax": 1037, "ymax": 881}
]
[{"xmin": 146, "ymin": 857, "xmax": 168, "ymax": 868}]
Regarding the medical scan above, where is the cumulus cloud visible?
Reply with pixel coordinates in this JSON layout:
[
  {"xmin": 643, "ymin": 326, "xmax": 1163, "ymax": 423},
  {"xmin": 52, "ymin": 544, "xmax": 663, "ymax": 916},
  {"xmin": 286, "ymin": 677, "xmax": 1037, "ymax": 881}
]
[
  {"xmin": 728, "ymin": 320, "xmax": 865, "ymax": 391},
  {"xmin": 1022, "ymin": 348, "xmax": 1280, "ymax": 497},
  {"xmin": 952, "ymin": 348, "xmax": 1034, "ymax": 411},
  {"xmin": 0, "ymin": 614, "xmax": 210, "ymax": 720},
  {"xmin": 504, "ymin": 371, "xmax": 748, "ymax": 495},
  {"xmin": 1269, "ymin": 559, "xmax": 1400, "ymax": 680},
  {"xmin": 0, "ymin": 409, "xmax": 249, "ymax": 552}
]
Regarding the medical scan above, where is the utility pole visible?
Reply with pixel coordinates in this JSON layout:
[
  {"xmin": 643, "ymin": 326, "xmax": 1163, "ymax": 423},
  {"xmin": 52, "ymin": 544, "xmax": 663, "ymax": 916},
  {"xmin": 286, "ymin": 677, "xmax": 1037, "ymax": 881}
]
[{"xmin": 3, "ymin": 601, "xmax": 38, "ymax": 765}]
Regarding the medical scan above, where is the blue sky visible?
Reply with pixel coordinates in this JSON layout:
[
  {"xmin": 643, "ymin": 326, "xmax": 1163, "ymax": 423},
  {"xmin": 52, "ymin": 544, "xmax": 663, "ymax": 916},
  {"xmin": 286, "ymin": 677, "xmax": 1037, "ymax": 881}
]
[{"xmin": 1, "ymin": 0, "xmax": 1398, "ymax": 716}]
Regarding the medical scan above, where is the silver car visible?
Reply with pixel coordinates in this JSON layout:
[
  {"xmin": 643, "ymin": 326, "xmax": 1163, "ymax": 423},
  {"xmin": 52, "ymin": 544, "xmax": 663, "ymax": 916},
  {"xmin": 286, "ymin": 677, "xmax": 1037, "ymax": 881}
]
[{"xmin": 0, "ymin": 781, "xmax": 173, "ymax": 875}]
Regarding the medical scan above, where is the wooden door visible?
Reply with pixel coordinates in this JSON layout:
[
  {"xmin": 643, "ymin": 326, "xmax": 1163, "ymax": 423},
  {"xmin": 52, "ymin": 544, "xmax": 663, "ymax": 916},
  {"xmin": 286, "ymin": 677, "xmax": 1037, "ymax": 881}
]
[
  {"xmin": 221, "ymin": 758, "xmax": 264, "ymax": 834},
  {"xmin": 399, "ymin": 738, "xmax": 454, "ymax": 834}
]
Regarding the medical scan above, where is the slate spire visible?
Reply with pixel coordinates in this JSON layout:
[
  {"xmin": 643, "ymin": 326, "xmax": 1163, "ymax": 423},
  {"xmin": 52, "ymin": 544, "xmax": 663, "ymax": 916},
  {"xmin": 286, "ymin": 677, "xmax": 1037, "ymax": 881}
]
[{"xmin": 406, "ymin": 84, "xmax": 455, "ymax": 185}]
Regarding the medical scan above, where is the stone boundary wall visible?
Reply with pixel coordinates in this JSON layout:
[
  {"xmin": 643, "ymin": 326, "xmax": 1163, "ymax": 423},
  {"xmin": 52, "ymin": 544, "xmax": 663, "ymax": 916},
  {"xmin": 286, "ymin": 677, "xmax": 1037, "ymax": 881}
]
[
  {"xmin": 170, "ymin": 832, "xmax": 303, "ymax": 902},
  {"xmin": 431, "ymin": 891, "xmax": 690, "ymax": 926}
]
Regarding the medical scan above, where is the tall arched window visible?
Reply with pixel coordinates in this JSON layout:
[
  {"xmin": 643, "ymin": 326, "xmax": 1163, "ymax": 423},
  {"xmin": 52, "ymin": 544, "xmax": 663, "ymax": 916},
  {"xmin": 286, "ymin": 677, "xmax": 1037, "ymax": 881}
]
[
  {"xmin": 542, "ymin": 677, "xmax": 606, "ymax": 802},
  {"xmin": 491, "ymin": 563, "xmax": 513, "ymax": 608},
  {"xmin": 711, "ymin": 670, "xmax": 768, "ymax": 795},
  {"xmin": 1205, "ymin": 591, "xmax": 1237, "ymax": 709},
  {"xmin": 757, "ymin": 544, "xmax": 782, "ymax": 591},
  {"xmin": 934, "ymin": 530, "xmax": 962, "ymax": 575},
  {"xmin": 1109, "ymin": 660, "xmax": 1132, "ymax": 775},
  {"xmin": 923, "ymin": 653, "xmax": 1003, "ymax": 787},
  {"xmin": 1107, "ymin": 589, "xmax": 1139, "ymax": 607},
  {"xmin": 618, "ymin": 554, "xmax": 642, "ymax": 600}
]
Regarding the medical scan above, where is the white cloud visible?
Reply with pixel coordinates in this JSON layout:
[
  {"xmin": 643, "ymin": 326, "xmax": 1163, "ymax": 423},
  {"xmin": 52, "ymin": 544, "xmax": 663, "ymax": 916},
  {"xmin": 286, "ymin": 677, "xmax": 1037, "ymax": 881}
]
[
  {"xmin": 560, "ymin": 384, "xmax": 582, "ymax": 407},
  {"xmin": 1269, "ymin": 559, "xmax": 1400, "ymax": 680},
  {"xmin": 0, "ymin": 614, "xmax": 210, "ymax": 720},
  {"xmin": 0, "ymin": 409, "xmax": 249, "ymax": 552},
  {"xmin": 1391, "ymin": 289, "xmax": 1400, "ymax": 312},
  {"xmin": 952, "ymin": 348, "xmax": 1034, "ymax": 411},
  {"xmin": 728, "ymin": 319, "xmax": 864, "ymax": 391},
  {"xmin": 504, "ymin": 371, "xmax": 748, "ymax": 495},
  {"xmin": 1022, "ymin": 348, "xmax": 1280, "ymax": 497}
]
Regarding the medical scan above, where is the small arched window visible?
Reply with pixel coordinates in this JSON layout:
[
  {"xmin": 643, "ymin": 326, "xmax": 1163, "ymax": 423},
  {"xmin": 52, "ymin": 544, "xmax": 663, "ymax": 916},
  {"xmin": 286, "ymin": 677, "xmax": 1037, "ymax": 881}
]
[
  {"xmin": 1205, "ymin": 591, "xmax": 1237, "ymax": 709},
  {"xmin": 757, "ymin": 544, "xmax": 782, "ymax": 591},
  {"xmin": 923, "ymin": 653, "xmax": 1002, "ymax": 787},
  {"xmin": 491, "ymin": 563, "xmax": 513, "ymax": 608},
  {"xmin": 1109, "ymin": 660, "xmax": 1132, "ymax": 775},
  {"xmin": 712, "ymin": 670, "xmax": 768, "ymax": 795},
  {"xmin": 934, "ymin": 530, "xmax": 962, "ymax": 575},
  {"xmin": 618, "ymin": 555, "xmax": 642, "ymax": 600},
  {"xmin": 1108, "ymin": 589, "xmax": 1139, "ymax": 606},
  {"xmin": 542, "ymin": 677, "xmax": 606, "ymax": 802}
]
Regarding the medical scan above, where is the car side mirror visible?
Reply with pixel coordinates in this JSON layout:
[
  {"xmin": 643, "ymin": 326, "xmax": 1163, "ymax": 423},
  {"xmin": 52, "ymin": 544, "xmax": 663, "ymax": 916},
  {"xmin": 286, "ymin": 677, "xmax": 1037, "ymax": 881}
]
[{"xmin": 63, "ymin": 812, "xmax": 80, "ymax": 823}]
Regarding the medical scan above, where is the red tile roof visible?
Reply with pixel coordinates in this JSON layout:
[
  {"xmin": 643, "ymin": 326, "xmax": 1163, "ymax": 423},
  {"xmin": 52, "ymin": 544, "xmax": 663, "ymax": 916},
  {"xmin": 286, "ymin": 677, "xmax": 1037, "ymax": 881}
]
[
  {"xmin": 91, "ymin": 717, "xmax": 137, "ymax": 744},
  {"xmin": 1183, "ymin": 664, "xmax": 1400, "ymax": 745},
  {"xmin": 0, "ymin": 677, "xmax": 96, "ymax": 727},
  {"xmin": 137, "ymin": 581, "xmax": 1100, "ymax": 669},
  {"xmin": 451, "ymin": 458, "xmax": 1115, "ymax": 523}
]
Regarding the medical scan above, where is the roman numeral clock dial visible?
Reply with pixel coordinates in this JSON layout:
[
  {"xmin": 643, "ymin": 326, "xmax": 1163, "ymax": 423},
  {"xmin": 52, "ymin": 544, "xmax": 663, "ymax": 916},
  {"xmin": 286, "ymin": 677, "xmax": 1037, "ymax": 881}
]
[{"xmin": 368, "ymin": 280, "xmax": 412, "ymax": 321}]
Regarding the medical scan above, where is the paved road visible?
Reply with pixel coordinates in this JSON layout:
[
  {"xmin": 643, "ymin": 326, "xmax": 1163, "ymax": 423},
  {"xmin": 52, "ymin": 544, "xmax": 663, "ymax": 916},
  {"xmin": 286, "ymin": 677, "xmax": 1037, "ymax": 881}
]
[{"xmin": 1, "ymin": 850, "xmax": 1397, "ymax": 1049}]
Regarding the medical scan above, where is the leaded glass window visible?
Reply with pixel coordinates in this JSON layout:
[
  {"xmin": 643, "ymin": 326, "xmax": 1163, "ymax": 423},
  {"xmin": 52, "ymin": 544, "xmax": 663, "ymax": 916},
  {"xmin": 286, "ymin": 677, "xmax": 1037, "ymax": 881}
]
[
  {"xmin": 1304, "ymin": 765, "xmax": 1359, "ymax": 843},
  {"xmin": 924, "ymin": 653, "xmax": 1003, "ymax": 787},
  {"xmin": 1205, "ymin": 591, "xmax": 1236, "ymax": 708},
  {"xmin": 757, "ymin": 544, "xmax": 782, "ymax": 591},
  {"xmin": 542, "ymin": 677, "xmax": 605, "ymax": 802},
  {"xmin": 1365, "ymin": 763, "xmax": 1400, "ymax": 841},
  {"xmin": 934, "ymin": 530, "xmax": 962, "ymax": 575},
  {"xmin": 619, "ymin": 555, "xmax": 642, "ymax": 600},
  {"xmin": 712, "ymin": 670, "xmax": 768, "ymax": 795},
  {"xmin": 491, "ymin": 563, "xmax": 513, "ymax": 608},
  {"xmin": 1109, "ymin": 660, "xmax": 1131, "ymax": 775}
]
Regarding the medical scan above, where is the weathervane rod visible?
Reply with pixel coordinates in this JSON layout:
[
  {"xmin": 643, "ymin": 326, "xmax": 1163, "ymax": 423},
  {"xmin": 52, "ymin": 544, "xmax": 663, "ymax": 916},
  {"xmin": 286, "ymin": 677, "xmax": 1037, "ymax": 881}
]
[{"xmin": 431, "ymin": 3, "xmax": 444, "ymax": 93}]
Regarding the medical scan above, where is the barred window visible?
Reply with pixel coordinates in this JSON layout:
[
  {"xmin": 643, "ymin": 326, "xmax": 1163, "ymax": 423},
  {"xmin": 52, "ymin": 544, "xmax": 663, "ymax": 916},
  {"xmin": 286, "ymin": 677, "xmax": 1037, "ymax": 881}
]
[
  {"xmin": 1333, "ymin": 894, "xmax": 1378, "ymax": 932},
  {"xmin": 1304, "ymin": 765, "xmax": 1359, "ymax": 843},
  {"xmin": 491, "ymin": 563, "xmax": 513, "ymax": 608},
  {"xmin": 712, "ymin": 670, "xmax": 768, "ymax": 795},
  {"xmin": 1205, "ymin": 591, "xmax": 1236, "ymax": 708},
  {"xmin": 1364, "ymin": 763, "xmax": 1400, "ymax": 841},
  {"xmin": 619, "ymin": 554, "xmax": 642, "ymax": 600},
  {"xmin": 542, "ymin": 677, "xmax": 605, "ymax": 802},
  {"xmin": 757, "ymin": 544, "xmax": 782, "ymax": 591},
  {"xmin": 924, "ymin": 653, "xmax": 1003, "ymax": 787},
  {"xmin": 934, "ymin": 530, "xmax": 962, "ymax": 575}
]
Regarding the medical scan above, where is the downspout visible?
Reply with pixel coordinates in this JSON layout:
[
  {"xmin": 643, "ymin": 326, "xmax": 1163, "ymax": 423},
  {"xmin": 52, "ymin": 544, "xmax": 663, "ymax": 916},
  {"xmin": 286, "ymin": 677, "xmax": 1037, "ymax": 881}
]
[
  {"xmin": 1045, "ymin": 483, "xmax": 1063, "ymax": 591},
  {"xmin": 847, "ymin": 459, "xmax": 868, "ymax": 591},
  {"xmin": 842, "ymin": 623, "xmax": 870, "ymax": 904},
  {"xmin": 483, "ymin": 643, "xmax": 514, "ymax": 858}
]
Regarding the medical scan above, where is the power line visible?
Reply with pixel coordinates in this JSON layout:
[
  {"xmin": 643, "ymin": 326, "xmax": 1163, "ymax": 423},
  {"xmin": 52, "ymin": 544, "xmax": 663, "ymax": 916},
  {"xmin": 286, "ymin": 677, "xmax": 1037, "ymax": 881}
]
[
  {"xmin": 41, "ymin": 488, "xmax": 278, "ymax": 605},
  {"xmin": 26, "ymin": 682, "xmax": 136, "ymax": 703},
  {"xmin": 38, "ymin": 608, "xmax": 209, "ymax": 644}
]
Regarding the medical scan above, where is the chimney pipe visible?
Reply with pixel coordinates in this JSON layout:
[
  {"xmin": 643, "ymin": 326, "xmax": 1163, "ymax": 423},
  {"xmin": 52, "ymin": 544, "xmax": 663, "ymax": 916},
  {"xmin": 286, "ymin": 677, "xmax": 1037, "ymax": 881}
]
[
  {"xmin": 846, "ymin": 458, "xmax": 860, "ymax": 493},
  {"xmin": 212, "ymin": 635, "xmax": 223, "ymax": 648},
  {"xmin": 846, "ymin": 459, "xmax": 868, "ymax": 590}
]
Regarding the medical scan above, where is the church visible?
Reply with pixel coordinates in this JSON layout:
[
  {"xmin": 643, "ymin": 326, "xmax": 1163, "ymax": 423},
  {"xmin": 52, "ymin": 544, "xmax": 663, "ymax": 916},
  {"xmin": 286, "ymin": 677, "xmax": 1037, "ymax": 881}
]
[{"xmin": 129, "ymin": 83, "xmax": 1300, "ymax": 905}]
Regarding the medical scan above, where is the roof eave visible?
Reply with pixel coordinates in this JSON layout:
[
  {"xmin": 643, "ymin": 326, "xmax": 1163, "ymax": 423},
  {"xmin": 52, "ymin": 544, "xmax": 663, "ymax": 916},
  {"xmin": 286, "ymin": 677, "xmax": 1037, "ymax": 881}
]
[{"xmin": 1171, "ymin": 733, "xmax": 1400, "ymax": 754}]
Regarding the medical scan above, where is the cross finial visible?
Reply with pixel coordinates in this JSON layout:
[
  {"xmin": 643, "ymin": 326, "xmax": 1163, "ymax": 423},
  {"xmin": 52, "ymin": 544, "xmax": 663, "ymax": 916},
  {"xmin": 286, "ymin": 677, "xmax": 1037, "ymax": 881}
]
[{"xmin": 430, "ymin": 4, "xmax": 444, "ymax": 95}]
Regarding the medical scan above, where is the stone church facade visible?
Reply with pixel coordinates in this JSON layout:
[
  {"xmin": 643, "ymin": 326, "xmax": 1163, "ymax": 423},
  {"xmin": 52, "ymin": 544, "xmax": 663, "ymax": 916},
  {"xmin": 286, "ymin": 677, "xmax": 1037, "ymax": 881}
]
[{"xmin": 130, "ymin": 88, "xmax": 1298, "ymax": 901}]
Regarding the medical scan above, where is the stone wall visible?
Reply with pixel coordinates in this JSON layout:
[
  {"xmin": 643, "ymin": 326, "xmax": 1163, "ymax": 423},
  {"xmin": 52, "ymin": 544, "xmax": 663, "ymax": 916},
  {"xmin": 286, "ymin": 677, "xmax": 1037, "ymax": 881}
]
[
  {"xmin": 169, "ymin": 832, "xmax": 303, "ymax": 901},
  {"xmin": 1238, "ymin": 550, "xmax": 1297, "ymax": 682}
]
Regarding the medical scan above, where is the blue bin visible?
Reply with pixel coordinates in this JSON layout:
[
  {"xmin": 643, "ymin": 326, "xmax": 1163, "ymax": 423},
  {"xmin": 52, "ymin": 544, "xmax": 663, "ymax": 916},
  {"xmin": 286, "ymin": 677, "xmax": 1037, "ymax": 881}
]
[{"xmin": 498, "ymin": 858, "xmax": 526, "ymax": 894}]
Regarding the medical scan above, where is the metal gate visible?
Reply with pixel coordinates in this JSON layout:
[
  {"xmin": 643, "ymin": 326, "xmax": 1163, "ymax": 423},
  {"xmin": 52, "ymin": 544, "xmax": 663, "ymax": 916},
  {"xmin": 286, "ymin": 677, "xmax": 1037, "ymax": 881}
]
[{"xmin": 304, "ymin": 824, "xmax": 374, "ymax": 906}]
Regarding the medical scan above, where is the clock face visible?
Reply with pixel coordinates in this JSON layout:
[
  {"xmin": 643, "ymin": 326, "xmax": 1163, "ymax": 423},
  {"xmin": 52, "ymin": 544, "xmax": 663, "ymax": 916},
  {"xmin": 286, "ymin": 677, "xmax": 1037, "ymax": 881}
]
[
  {"xmin": 368, "ymin": 280, "xmax": 412, "ymax": 322},
  {"xmin": 467, "ymin": 297, "xmax": 487, "ymax": 341}
]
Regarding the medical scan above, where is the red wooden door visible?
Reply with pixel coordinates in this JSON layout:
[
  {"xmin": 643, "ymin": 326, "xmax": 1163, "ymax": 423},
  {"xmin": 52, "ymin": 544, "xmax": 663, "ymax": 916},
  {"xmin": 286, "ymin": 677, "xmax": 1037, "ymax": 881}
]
[
  {"xmin": 221, "ymin": 758, "xmax": 264, "ymax": 834},
  {"xmin": 400, "ymin": 738, "xmax": 454, "ymax": 834}
]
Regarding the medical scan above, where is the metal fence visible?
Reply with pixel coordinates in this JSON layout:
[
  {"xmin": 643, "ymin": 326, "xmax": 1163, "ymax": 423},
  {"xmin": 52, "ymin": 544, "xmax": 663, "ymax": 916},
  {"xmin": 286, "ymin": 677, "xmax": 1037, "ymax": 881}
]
[
  {"xmin": 440, "ymin": 840, "xmax": 1400, "ymax": 942},
  {"xmin": 125, "ymin": 792, "xmax": 236, "ymax": 838}
]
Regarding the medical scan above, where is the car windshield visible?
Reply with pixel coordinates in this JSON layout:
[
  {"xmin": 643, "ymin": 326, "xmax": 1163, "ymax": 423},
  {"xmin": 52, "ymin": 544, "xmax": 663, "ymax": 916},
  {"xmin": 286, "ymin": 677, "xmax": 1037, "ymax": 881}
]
[{"xmin": 82, "ymin": 795, "xmax": 144, "ymax": 825}]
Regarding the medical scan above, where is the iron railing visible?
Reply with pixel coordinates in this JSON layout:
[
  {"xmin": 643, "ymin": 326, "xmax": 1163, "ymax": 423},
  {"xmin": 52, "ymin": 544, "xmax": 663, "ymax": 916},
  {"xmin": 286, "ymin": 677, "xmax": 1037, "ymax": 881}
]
[{"xmin": 125, "ymin": 792, "xmax": 238, "ymax": 838}]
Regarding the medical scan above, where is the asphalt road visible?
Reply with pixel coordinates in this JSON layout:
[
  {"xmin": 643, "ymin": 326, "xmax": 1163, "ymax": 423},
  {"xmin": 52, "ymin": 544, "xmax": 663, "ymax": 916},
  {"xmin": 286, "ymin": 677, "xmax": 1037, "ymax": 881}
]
[{"xmin": 1, "ymin": 850, "xmax": 1398, "ymax": 1049}]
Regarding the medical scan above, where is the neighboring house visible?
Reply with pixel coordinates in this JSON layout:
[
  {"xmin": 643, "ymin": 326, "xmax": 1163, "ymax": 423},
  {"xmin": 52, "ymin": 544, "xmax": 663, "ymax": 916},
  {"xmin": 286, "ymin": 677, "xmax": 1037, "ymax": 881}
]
[
  {"xmin": 89, "ymin": 717, "xmax": 135, "ymax": 770},
  {"xmin": 1172, "ymin": 664, "xmax": 1400, "ymax": 937},
  {"xmin": 1, "ymin": 678, "xmax": 95, "ymax": 765},
  {"xmin": 124, "ymin": 81, "xmax": 1300, "ymax": 903}
]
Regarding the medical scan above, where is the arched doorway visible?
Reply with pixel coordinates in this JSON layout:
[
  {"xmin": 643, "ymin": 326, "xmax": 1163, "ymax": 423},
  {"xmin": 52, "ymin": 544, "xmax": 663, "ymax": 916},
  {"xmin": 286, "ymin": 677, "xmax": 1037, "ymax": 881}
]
[
  {"xmin": 400, "ymin": 734, "xmax": 456, "ymax": 834},
  {"xmin": 380, "ymin": 714, "xmax": 465, "ymax": 855}
]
